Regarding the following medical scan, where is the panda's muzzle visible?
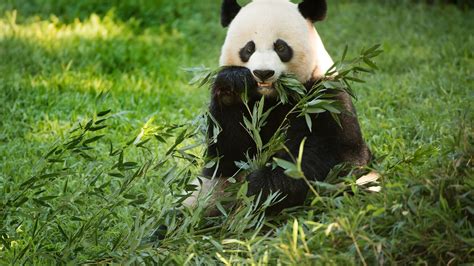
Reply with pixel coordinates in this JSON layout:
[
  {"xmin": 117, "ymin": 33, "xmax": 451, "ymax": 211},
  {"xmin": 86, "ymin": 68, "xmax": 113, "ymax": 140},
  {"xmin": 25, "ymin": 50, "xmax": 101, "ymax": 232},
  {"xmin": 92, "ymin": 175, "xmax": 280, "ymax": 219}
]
[
  {"xmin": 253, "ymin": 69, "xmax": 276, "ymax": 96},
  {"xmin": 256, "ymin": 82, "xmax": 273, "ymax": 96},
  {"xmin": 253, "ymin": 69, "xmax": 275, "ymax": 81}
]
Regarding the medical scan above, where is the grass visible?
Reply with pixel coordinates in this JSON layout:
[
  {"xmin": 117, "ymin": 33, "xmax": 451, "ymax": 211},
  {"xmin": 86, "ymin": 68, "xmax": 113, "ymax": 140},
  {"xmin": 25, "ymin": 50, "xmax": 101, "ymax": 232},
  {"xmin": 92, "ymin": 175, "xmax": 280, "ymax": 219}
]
[{"xmin": 0, "ymin": 0, "xmax": 473, "ymax": 264}]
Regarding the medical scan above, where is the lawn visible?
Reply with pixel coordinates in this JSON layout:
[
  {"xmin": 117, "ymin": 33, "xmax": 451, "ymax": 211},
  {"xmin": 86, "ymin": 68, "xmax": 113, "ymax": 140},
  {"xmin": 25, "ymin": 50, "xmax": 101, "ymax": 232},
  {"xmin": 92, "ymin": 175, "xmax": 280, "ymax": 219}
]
[{"xmin": 0, "ymin": 0, "xmax": 473, "ymax": 264}]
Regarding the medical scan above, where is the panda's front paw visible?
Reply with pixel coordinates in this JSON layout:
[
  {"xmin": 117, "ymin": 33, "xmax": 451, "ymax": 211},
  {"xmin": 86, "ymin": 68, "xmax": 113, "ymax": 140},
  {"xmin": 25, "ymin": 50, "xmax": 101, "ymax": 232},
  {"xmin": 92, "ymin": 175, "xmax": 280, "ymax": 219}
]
[
  {"xmin": 213, "ymin": 86, "xmax": 241, "ymax": 106},
  {"xmin": 246, "ymin": 168, "xmax": 272, "ymax": 198},
  {"xmin": 212, "ymin": 67, "xmax": 257, "ymax": 106}
]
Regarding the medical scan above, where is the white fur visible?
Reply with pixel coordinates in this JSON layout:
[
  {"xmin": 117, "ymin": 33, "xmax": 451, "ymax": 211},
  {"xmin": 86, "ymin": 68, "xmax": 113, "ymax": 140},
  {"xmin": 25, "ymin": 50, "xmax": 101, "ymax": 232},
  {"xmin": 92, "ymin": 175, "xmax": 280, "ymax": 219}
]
[
  {"xmin": 182, "ymin": 177, "xmax": 220, "ymax": 208},
  {"xmin": 183, "ymin": 176, "xmax": 238, "ymax": 216},
  {"xmin": 219, "ymin": 0, "xmax": 334, "ymax": 82},
  {"xmin": 247, "ymin": 51, "xmax": 285, "ymax": 83}
]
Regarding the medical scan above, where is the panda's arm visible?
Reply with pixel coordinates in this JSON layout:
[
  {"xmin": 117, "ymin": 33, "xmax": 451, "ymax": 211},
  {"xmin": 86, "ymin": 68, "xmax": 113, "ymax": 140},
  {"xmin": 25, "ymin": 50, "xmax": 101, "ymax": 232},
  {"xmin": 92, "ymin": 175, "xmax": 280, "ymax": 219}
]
[
  {"xmin": 246, "ymin": 90, "xmax": 372, "ymax": 213},
  {"xmin": 245, "ymin": 113, "xmax": 336, "ymax": 213},
  {"xmin": 203, "ymin": 66, "xmax": 257, "ymax": 178},
  {"xmin": 313, "ymin": 90, "xmax": 372, "ymax": 167}
]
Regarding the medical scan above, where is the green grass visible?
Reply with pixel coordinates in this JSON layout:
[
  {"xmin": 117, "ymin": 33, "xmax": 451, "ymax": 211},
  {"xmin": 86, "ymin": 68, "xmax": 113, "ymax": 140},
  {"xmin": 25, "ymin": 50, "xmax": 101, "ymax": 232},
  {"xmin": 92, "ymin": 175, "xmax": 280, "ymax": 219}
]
[{"xmin": 1, "ymin": 0, "xmax": 473, "ymax": 264}]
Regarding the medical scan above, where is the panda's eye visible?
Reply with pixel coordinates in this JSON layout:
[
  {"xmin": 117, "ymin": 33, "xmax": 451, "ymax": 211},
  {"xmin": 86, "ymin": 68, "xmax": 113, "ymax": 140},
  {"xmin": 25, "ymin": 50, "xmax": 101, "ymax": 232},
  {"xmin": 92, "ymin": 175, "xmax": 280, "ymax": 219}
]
[
  {"xmin": 275, "ymin": 43, "xmax": 285, "ymax": 52},
  {"xmin": 274, "ymin": 39, "xmax": 293, "ymax": 62},
  {"xmin": 239, "ymin": 41, "xmax": 255, "ymax": 63}
]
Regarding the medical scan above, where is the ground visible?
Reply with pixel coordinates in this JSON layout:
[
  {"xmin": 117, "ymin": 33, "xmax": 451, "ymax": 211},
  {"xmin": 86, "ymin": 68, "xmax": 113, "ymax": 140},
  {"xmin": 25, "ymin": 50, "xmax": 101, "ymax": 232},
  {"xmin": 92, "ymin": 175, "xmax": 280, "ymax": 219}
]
[{"xmin": 0, "ymin": 0, "xmax": 473, "ymax": 264}]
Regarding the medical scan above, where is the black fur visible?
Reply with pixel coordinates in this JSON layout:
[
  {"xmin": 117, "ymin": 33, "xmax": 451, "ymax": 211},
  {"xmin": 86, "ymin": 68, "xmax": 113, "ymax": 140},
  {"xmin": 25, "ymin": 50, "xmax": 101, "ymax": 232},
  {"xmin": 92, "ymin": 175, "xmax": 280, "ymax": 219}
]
[
  {"xmin": 221, "ymin": 0, "xmax": 241, "ymax": 27},
  {"xmin": 204, "ymin": 66, "xmax": 371, "ymax": 214},
  {"xmin": 239, "ymin": 41, "xmax": 256, "ymax": 63},
  {"xmin": 274, "ymin": 39, "xmax": 293, "ymax": 62},
  {"xmin": 298, "ymin": 0, "xmax": 327, "ymax": 22}
]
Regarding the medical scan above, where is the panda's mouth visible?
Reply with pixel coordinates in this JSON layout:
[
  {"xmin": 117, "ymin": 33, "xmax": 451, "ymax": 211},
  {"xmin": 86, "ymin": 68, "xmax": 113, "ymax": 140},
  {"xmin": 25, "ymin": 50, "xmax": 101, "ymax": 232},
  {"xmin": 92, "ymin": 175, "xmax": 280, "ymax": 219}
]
[{"xmin": 257, "ymin": 82, "xmax": 275, "ymax": 96}]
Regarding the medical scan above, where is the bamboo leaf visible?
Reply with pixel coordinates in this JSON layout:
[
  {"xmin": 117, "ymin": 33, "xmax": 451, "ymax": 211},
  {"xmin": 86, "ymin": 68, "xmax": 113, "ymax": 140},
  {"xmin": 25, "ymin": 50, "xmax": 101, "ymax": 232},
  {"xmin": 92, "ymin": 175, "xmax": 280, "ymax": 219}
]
[
  {"xmin": 363, "ymin": 58, "xmax": 379, "ymax": 70},
  {"xmin": 97, "ymin": 109, "xmax": 111, "ymax": 117},
  {"xmin": 83, "ymin": 135, "xmax": 105, "ymax": 145},
  {"xmin": 304, "ymin": 113, "xmax": 312, "ymax": 132}
]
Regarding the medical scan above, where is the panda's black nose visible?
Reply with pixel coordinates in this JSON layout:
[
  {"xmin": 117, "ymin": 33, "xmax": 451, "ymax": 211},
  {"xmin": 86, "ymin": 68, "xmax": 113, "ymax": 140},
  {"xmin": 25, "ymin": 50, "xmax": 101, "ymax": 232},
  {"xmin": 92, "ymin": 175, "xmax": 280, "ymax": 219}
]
[{"xmin": 253, "ymin": 70, "xmax": 275, "ymax": 81}]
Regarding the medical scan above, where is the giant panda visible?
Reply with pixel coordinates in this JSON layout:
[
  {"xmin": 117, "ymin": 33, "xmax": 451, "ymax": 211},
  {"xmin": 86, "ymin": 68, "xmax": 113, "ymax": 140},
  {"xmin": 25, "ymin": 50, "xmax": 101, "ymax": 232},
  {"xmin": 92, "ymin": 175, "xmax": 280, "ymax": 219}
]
[{"xmin": 184, "ymin": 0, "xmax": 372, "ymax": 215}]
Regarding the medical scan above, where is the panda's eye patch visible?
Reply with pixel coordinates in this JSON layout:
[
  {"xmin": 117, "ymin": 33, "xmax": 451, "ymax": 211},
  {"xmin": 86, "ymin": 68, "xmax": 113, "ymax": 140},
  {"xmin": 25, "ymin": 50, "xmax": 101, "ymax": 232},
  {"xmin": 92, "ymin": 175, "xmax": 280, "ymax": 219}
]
[
  {"xmin": 239, "ymin": 41, "xmax": 255, "ymax": 62},
  {"xmin": 274, "ymin": 39, "xmax": 293, "ymax": 62}
]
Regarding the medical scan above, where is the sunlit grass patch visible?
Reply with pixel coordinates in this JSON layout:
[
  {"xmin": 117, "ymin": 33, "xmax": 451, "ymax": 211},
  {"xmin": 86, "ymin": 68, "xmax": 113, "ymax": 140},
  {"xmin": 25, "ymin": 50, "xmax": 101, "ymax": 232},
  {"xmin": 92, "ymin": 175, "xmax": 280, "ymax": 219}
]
[{"xmin": 0, "ymin": 12, "xmax": 188, "ymax": 76}]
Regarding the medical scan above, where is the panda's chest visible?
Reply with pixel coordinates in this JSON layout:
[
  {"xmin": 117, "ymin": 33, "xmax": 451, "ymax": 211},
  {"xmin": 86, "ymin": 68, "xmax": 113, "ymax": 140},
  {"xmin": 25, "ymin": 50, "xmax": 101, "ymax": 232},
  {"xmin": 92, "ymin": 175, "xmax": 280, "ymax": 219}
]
[{"xmin": 250, "ymin": 104, "xmax": 293, "ymax": 144}]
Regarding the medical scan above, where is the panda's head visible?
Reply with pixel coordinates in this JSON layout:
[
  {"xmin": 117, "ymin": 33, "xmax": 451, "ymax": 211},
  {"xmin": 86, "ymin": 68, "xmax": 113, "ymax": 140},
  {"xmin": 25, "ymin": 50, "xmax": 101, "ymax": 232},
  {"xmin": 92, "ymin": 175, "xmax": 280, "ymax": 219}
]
[{"xmin": 219, "ymin": 0, "xmax": 334, "ymax": 96}]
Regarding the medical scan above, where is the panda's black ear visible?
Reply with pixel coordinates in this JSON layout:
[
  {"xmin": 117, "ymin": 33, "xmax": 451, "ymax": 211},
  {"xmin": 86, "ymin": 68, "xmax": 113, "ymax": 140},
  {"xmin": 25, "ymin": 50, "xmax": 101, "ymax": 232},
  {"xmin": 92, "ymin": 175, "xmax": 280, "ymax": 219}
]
[
  {"xmin": 298, "ymin": 0, "xmax": 327, "ymax": 22},
  {"xmin": 221, "ymin": 0, "xmax": 241, "ymax": 27}
]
